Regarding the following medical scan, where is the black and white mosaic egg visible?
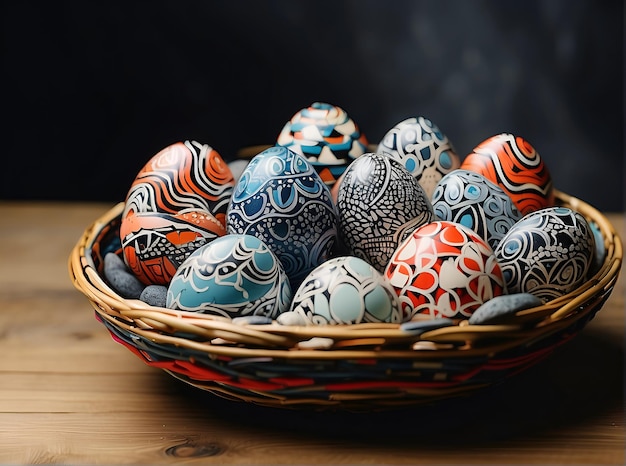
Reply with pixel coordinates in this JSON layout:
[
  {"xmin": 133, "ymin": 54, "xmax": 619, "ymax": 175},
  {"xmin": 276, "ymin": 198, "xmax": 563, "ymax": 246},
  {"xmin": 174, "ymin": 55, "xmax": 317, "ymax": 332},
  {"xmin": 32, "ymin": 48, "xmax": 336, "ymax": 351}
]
[{"xmin": 336, "ymin": 153, "xmax": 434, "ymax": 273}]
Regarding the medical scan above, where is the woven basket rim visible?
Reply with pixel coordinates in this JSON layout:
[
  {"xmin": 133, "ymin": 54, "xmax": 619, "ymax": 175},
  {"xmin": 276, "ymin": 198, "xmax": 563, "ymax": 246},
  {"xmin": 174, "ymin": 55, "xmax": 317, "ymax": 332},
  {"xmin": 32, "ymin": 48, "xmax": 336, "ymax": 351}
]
[{"xmin": 68, "ymin": 189, "xmax": 622, "ymax": 359}]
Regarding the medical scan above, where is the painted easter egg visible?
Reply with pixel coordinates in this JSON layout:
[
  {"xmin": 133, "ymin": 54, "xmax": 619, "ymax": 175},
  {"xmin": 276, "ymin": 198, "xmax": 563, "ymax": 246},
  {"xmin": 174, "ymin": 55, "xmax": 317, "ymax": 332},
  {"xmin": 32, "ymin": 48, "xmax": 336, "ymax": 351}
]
[
  {"xmin": 494, "ymin": 206, "xmax": 595, "ymax": 302},
  {"xmin": 377, "ymin": 116, "xmax": 460, "ymax": 198},
  {"xmin": 385, "ymin": 221, "xmax": 506, "ymax": 320},
  {"xmin": 460, "ymin": 133, "xmax": 554, "ymax": 215},
  {"xmin": 226, "ymin": 146, "xmax": 338, "ymax": 287},
  {"xmin": 276, "ymin": 102, "xmax": 368, "ymax": 186},
  {"xmin": 122, "ymin": 140, "xmax": 235, "ymax": 225},
  {"xmin": 120, "ymin": 210, "xmax": 226, "ymax": 285},
  {"xmin": 166, "ymin": 234, "xmax": 292, "ymax": 319},
  {"xmin": 286, "ymin": 256, "xmax": 403, "ymax": 325},
  {"xmin": 336, "ymin": 153, "xmax": 434, "ymax": 273},
  {"xmin": 431, "ymin": 169, "xmax": 522, "ymax": 250}
]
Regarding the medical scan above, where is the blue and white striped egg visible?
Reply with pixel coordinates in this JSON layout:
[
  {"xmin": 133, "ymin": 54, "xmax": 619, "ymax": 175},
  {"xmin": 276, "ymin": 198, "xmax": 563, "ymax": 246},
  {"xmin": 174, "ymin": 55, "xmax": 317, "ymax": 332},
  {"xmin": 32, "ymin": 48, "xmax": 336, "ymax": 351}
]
[
  {"xmin": 431, "ymin": 169, "xmax": 522, "ymax": 250},
  {"xmin": 166, "ymin": 234, "xmax": 292, "ymax": 319},
  {"xmin": 494, "ymin": 206, "xmax": 595, "ymax": 303},
  {"xmin": 226, "ymin": 146, "xmax": 338, "ymax": 288},
  {"xmin": 285, "ymin": 256, "xmax": 403, "ymax": 325}
]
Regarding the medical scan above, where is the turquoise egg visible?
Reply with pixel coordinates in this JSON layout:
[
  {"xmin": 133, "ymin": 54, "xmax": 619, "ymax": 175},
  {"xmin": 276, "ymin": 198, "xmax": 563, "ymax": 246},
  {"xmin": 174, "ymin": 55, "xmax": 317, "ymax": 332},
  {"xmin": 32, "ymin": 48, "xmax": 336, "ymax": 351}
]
[{"xmin": 166, "ymin": 234, "xmax": 292, "ymax": 319}]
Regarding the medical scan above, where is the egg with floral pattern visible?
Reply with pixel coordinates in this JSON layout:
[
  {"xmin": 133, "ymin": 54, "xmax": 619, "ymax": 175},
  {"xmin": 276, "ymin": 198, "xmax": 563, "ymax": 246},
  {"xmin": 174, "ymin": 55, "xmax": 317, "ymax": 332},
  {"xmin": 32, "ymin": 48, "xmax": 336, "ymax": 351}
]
[{"xmin": 385, "ymin": 221, "xmax": 506, "ymax": 320}]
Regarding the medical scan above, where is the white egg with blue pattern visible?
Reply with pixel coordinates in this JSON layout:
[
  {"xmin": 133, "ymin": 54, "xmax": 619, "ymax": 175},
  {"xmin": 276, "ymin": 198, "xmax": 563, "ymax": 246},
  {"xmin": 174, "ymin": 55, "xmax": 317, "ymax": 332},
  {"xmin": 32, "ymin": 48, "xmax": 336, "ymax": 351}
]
[{"xmin": 288, "ymin": 256, "xmax": 404, "ymax": 325}]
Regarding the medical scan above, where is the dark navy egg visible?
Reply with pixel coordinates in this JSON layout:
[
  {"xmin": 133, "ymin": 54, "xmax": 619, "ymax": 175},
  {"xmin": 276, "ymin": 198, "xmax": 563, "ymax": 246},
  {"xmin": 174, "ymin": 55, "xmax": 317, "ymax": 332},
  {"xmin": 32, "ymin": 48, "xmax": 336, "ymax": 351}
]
[
  {"xmin": 495, "ymin": 207, "xmax": 595, "ymax": 302},
  {"xmin": 226, "ymin": 146, "xmax": 337, "ymax": 288}
]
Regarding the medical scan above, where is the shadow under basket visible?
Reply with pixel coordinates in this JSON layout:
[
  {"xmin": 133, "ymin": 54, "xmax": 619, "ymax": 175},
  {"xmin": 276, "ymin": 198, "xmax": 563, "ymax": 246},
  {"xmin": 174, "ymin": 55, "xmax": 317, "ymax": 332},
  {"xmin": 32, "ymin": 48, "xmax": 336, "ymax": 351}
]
[{"xmin": 68, "ymin": 189, "xmax": 622, "ymax": 411}]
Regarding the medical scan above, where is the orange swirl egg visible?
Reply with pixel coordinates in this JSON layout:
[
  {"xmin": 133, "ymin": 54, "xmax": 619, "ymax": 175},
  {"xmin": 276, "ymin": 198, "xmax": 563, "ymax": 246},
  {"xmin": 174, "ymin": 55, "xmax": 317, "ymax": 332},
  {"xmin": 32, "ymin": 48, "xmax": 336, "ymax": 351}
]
[
  {"xmin": 460, "ymin": 133, "xmax": 554, "ymax": 215},
  {"xmin": 123, "ymin": 140, "xmax": 234, "ymax": 225}
]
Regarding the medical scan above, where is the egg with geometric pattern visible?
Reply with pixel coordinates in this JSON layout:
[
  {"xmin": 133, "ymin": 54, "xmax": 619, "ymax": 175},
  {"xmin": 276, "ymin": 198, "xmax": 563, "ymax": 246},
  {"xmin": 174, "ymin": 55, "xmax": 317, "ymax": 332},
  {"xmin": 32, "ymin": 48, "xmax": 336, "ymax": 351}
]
[
  {"xmin": 166, "ymin": 234, "xmax": 292, "ymax": 319},
  {"xmin": 120, "ymin": 209, "xmax": 226, "ymax": 285},
  {"xmin": 494, "ymin": 206, "xmax": 595, "ymax": 303},
  {"xmin": 385, "ymin": 221, "xmax": 506, "ymax": 320},
  {"xmin": 276, "ymin": 102, "xmax": 369, "ymax": 186}
]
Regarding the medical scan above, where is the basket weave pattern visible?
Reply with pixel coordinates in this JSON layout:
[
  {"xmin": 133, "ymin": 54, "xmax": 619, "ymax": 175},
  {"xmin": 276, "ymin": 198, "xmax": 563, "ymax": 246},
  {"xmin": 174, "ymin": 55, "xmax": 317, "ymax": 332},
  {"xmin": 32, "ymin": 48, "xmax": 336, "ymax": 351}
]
[{"xmin": 69, "ymin": 189, "xmax": 622, "ymax": 409}]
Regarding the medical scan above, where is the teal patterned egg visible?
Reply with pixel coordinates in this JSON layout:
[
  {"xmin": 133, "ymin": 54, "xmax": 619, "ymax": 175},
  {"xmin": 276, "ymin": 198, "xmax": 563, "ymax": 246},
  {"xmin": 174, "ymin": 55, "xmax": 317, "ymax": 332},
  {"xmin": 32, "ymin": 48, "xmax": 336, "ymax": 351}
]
[
  {"xmin": 166, "ymin": 234, "xmax": 292, "ymax": 319},
  {"xmin": 288, "ymin": 256, "xmax": 403, "ymax": 325}
]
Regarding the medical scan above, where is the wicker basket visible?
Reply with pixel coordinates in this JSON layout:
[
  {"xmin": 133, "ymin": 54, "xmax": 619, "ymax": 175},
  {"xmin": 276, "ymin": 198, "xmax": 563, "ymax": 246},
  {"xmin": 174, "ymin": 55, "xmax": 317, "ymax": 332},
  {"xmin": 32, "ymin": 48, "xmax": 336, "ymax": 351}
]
[{"xmin": 68, "ymin": 189, "xmax": 622, "ymax": 410}]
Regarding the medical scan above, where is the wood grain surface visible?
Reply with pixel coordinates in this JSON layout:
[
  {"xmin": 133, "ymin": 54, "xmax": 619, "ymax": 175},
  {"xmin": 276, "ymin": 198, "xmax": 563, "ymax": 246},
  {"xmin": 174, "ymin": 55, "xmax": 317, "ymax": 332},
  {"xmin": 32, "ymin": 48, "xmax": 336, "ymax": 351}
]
[{"xmin": 0, "ymin": 202, "xmax": 623, "ymax": 465}]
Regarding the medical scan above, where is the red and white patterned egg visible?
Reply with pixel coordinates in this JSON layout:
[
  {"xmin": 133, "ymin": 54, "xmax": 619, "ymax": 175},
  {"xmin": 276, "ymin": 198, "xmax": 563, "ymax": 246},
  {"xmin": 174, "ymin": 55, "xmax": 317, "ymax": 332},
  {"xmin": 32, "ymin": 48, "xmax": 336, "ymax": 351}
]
[{"xmin": 385, "ymin": 221, "xmax": 506, "ymax": 320}]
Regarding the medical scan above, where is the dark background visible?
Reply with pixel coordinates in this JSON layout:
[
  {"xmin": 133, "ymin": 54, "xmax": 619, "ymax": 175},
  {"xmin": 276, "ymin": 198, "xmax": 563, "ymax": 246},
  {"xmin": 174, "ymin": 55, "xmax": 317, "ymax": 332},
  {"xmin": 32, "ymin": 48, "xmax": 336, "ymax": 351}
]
[{"xmin": 3, "ymin": 0, "xmax": 624, "ymax": 211}]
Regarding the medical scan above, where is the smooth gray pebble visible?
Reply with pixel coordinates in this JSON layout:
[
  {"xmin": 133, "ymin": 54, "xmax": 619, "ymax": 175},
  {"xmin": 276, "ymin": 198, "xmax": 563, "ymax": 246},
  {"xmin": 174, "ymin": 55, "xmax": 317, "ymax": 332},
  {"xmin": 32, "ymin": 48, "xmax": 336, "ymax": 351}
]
[
  {"xmin": 468, "ymin": 293, "xmax": 543, "ymax": 325},
  {"xmin": 103, "ymin": 252, "xmax": 145, "ymax": 299}
]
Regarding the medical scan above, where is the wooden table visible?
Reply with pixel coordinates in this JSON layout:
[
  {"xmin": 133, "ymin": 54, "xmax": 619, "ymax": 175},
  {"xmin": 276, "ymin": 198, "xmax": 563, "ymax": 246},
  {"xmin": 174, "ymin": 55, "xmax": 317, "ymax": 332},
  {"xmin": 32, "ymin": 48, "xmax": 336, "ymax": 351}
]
[{"xmin": 1, "ymin": 202, "xmax": 623, "ymax": 465}]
